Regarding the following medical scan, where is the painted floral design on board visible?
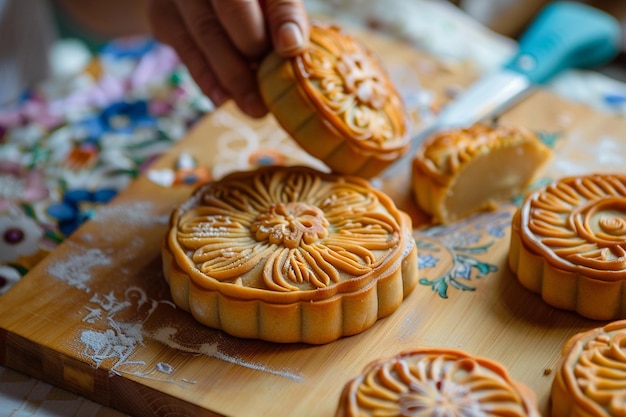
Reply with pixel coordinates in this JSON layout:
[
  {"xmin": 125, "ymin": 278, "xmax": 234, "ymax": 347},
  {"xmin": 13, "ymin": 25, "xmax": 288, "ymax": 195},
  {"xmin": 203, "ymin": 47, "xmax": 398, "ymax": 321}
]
[{"xmin": 415, "ymin": 209, "xmax": 512, "ymax": 298}]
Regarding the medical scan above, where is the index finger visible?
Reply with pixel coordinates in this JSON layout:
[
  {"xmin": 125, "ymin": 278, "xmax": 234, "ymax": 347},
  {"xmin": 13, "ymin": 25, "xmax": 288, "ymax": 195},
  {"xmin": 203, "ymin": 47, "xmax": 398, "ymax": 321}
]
[{"xmin": 211, "ymin": 0, "xmax": 269, "ymax": 59}]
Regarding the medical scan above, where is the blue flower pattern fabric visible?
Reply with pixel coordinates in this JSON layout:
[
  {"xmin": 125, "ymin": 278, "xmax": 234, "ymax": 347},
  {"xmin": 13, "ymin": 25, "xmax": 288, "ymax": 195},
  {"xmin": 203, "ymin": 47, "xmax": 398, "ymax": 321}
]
[{"xmin": 0, "ymin": 37, "xmax": 209, "ymax": 294}]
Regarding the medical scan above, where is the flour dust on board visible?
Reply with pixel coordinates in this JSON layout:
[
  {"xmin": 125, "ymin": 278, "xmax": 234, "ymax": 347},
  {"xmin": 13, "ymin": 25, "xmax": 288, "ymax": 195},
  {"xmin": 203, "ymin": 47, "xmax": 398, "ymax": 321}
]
[{"xmin": 45, "ymin": 200, "xmax": 304, "ymax": 386}]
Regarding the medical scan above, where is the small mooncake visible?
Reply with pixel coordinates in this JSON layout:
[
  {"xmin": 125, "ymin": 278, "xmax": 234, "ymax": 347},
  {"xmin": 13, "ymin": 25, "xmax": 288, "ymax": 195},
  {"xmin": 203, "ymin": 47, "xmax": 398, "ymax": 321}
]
[{"xmin": 258, "ymin": 23, "xmax": 410, "ymax": 179}]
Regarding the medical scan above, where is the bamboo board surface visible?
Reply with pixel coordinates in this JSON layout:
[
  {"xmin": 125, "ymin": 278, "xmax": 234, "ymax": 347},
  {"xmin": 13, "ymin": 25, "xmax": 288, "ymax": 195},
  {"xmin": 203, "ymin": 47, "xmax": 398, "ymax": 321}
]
[{"xmin": 1, "ymin": 28, "xmax": 625, "ymax": 417}]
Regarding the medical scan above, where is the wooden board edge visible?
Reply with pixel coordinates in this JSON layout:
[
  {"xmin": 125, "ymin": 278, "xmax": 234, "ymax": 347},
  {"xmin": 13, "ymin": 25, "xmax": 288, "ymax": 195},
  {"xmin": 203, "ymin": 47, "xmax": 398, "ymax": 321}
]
[{"xmin": 0, "ymin": 328, "xmax": 220, "ymax": 417}]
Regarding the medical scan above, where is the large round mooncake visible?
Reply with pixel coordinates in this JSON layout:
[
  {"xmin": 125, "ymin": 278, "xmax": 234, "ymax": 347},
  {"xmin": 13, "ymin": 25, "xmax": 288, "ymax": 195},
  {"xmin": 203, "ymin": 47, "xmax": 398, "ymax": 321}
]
[
  {"xmin": 551, "ymin": 320, "xmax": 626, "ymax": 417},
  {"xmin": 509, "ymin": 174, "xmax": 626, "ymax": 320},
  {"xmin": 162, "ymin": 166, "xmax": 418, "ymax": 344},
  {"xmin": 335, "ymin": 347, "xmax": 541, "ymax": 417},
  {"xmin": 412, "ymin": 123, "xmax": 552, "ymax": 224},
  {"xmin": 257, "ymin": 23, "xmax": 409, "ymax": 179}
]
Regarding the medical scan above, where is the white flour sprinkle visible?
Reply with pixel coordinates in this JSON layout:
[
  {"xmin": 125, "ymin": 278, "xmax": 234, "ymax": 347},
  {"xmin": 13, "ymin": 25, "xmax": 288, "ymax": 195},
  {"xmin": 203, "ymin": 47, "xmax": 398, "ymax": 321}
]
[
  {"xmin": 48, "ymin": 247, "xmax": 112, "ymax": 292},
  {"xmin": 156, "ymin": 362, "xmax": 174, "ymax": 374},
  {"xmin": 149, "ymin": 327, "xmax": 304, "ymax": 382},
  {"xmin": 80, "ymin": 233, "xmax": 95, "ymax": 243},
  {"xmin": 94, "ymin": 201, "xmax": 170, "ymax": 226},
  {"xmin": 71, "ymin": 274, "xmax": 303, "ymax": 386},
  {"xmin": 398, "ymin": 309, "xmax": 421, "ymax": 342}
]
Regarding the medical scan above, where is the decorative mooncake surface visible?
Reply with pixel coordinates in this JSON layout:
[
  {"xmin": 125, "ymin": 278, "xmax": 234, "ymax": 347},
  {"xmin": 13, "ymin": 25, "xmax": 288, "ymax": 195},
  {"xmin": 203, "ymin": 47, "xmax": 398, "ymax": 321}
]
[
  {"xmin": 551, "ymin": 320, "xmax": 626, "ymax": 417},
  {"xmin": 509, "ymin": 174, "xmax": 626, "ymax": 320},
  {"xmin": 162, "ymin": 165, "xmax": 418, "ymax": 344},
  {"xmin": 412, "ymin": 124, "xmax": 551, "ymax": 224},
  {"xmin": 335, "ymin": 348, "xmax": 541, "ymax": 417},
  {"xmin": 258, "ymin": 23, "xmax": 409, "ymax": 178}
]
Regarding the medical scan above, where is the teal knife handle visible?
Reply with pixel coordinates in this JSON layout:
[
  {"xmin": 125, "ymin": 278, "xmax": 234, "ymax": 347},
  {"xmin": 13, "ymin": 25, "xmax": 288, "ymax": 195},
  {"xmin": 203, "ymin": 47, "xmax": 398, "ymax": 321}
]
[{"xmin": 504, "ymin": 1, "xmax": 621, "ymax": 84}]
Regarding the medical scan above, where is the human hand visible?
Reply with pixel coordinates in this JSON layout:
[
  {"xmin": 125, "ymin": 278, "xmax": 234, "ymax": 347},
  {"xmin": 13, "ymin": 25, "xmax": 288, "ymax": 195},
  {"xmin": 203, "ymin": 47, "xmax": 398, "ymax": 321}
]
[{"xmin": 147, "ymin": 0, "xmax": 310, "ymax": 118}]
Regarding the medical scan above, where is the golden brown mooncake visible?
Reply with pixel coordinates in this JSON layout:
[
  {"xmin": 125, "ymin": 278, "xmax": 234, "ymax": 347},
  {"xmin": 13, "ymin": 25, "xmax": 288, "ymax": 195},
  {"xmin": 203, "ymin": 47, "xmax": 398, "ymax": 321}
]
[
  {"xmin": 509, "ymin": 173, "xmax": 626, "ymax": 320},
  {"xmin": 551, "ymin": 320, "xmax": 626, "ymax": 417},
  {"xmin": 412, "ymin": 124, "xmax": 552, "ymax": 224},
  {"xmin": 335, "ymin": 347, "xmax": 541, "ymax": 417},
  {"xmin": 162, "ymin": 165, "xmax": 418, "ymax": 344},
  {"xmin": 257, "ymin": 23, "xmax": 409, "ymax": 179}
]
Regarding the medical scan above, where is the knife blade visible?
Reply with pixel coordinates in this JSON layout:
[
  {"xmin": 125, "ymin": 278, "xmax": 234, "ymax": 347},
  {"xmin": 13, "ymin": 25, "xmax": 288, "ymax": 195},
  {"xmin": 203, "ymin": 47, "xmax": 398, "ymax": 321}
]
[{"xmin": 381, "ymin": 1, "xmax": 621, "ymax": 180}]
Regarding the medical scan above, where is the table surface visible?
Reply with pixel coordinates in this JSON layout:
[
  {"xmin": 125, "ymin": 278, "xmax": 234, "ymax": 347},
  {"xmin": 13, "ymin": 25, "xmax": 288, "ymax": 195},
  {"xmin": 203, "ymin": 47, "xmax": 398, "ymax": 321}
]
[{"xmin": 2, "ymin": 1, "xmax": 626, "ymax": 416}]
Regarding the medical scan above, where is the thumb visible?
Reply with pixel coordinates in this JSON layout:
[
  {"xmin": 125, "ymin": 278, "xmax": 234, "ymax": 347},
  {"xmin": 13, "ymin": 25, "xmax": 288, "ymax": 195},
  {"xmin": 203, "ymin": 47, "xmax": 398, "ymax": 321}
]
[{"xmin": 264, "ymin": 0, "xmax": 310, "ymax": 56}]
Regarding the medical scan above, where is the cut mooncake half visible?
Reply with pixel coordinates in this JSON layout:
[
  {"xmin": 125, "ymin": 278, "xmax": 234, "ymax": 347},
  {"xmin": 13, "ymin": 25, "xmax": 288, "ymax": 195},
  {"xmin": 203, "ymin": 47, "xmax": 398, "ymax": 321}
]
[
  {"xmin": 257, "ymin": 23, "xmax": 410, "ymax": 179},
  {"xmin": 162, "ymin": 165, "xmax": 418, "ymax": 344},
  {"xmin": 551, "ymin": 320, "xmax": 626, "ymax": 417},
  {"xmin": 412, "ymin": 124, "xmax": 552, "ymax": 224},
  {"xmin": 509, "ymin": 173, "xmax": 626, "ymax": 320},
  {"xmin": 335, "ymin": 347, "xmax": 541, "ymax": 417}
]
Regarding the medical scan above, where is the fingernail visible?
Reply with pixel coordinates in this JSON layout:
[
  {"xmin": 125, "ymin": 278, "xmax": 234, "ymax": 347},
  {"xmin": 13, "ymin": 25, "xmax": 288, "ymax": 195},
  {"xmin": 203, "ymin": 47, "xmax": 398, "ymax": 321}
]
[
  {"xmin": 276, "ymin": 22, "xmax": 304, "ymax": 54},
  {"xmin": 241, "ymin": 92, "xmax": 267, "ymax": 118}
]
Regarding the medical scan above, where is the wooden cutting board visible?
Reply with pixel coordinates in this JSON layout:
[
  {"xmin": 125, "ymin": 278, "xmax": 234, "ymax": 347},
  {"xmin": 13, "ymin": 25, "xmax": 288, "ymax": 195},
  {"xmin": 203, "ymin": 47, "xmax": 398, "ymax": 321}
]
[{"xmin": 1, "ymin": 27, "xmax": 625, "ymax": 417}]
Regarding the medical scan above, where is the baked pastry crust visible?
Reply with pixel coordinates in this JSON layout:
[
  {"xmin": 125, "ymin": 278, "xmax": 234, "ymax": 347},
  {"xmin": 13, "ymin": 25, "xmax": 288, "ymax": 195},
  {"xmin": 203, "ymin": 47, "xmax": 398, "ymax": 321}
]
[
  {"xmin": 163, "ymin": 165, "xmax": 418, "ymax": 344},
  {"xmin": 551, "ymin": 320, "xmax": 626, "ymax": 417},
  {"xmin": 509, "ymin": 174, "xmax": 626, "ymax": 320},
  {"xmin": 412, "ymin": 124, "xmax": 552, "ymax": 224},
  {"xmin": 335, "ymin": 347, "xmax": 541, "ymax": 417},
  {"xmin": 258, "ymin": 23, "xmax": 409, "ymax": 178}
]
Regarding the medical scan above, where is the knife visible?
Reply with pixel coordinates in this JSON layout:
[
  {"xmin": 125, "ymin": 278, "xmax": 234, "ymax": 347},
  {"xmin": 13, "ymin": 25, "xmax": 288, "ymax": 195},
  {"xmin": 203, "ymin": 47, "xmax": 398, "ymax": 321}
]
[{"xmin": 382, "ymin": 1, "xmax": 621, "ymax": 179}]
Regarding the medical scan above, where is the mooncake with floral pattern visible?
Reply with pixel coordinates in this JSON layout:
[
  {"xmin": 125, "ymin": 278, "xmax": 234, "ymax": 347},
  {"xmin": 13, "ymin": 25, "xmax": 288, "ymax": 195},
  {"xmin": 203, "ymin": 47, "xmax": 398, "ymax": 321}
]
[
  {"xmin": 551, "ymin": 320, "xmax": 626, "ymax": 417},
  {"xmin": 162, "ymin": 165, "xmax": 418, "ymax": 344},
  {"xmin": 509, "ymin": 174, "xmax": 626, "ymax": 320},
  {"xmin": 258, "ymin": 23, "xmax": 409, "ymax": 179},
  {"xmin": 335, "ymin": 347, "xmax": 541, "ymax": 417},
  {"xmin": 412, "ymin": 124, "xmax": 551, "ymax": 224}
]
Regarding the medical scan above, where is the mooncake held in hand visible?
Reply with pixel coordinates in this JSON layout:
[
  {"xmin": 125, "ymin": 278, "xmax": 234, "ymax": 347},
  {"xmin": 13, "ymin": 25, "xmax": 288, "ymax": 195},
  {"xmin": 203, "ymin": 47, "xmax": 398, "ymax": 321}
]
[
  {"xmin": 162, "ymin": 165, "xmax": 418, "ymax": 344},
  {"xmin": 258, "ymin": 23, "xmax": 410, "ymax": 179},
  {"xmin": 335, "ymin": 347, "xmax": 541, "ymax": 417},
  {"xmin": 509, "ymin": 173, "xmax": 626, "ymax": 320},
  {"xmin": 551, "ymin": 320, "xmax": 626, "ymax": 417},
  {"xmin": 412, "ymin": 124, "xmax": 552, "ymax": 224}
]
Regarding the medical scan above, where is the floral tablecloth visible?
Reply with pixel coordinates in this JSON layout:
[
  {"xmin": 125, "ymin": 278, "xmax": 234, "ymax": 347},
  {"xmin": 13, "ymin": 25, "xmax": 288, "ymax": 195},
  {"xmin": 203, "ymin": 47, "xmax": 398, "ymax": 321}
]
[{"xmin": 2, "ymin": 0, "xmax": 626, "ymax": 415}]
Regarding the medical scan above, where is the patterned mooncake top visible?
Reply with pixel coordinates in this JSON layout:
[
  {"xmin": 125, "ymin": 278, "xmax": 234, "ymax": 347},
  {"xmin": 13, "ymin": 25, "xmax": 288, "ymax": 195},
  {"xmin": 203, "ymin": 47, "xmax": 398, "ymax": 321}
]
[
  {"xmin": 416, "ymin": 124, "xmax": 542, "ymax": 182},
  {"xmin": 338, "ymin": 348, "xmax": 540, "ymax": 417},
  {"xmin": 559, "ymin": 320, "xmax": 626, "ymax": 417},
  {"xmin": 292, "ymin": 23, "xmax": 408, "ymax": 154},
  {"xmin": 519, "ymin": 174, "xmax": 626, "ymax": 280},
  {"xmin": 169, "ymin": 166, "xmax": 412, "ymax": 300}
]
